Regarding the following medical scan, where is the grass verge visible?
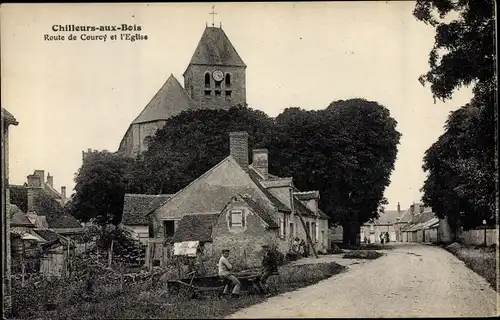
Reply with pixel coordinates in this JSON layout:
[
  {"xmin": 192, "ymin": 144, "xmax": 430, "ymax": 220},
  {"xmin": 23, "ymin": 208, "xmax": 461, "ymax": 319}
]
[
  {"xmin": 445, "ymin": 242, "xmax": 497, "ymax": 291},
  {"xmin": 9, "ymin": 262, "xmax": 345, "ymax": 319}
]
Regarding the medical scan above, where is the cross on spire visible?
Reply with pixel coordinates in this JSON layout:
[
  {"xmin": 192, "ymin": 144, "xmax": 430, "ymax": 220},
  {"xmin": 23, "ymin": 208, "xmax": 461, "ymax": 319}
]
[{"xmin": 209, "ymin": 5, "xmax": 218, "ymax": 27}]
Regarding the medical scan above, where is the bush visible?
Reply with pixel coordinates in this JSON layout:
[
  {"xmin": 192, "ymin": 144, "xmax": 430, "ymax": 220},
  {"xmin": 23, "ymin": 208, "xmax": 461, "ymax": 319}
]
[
  {"xmin": 286, "ymin": 251, "xmax": 301, "ymax": 261},
  {"xmin": 342, "ymin": 250, "xmax": 383, "ymax": 260}
]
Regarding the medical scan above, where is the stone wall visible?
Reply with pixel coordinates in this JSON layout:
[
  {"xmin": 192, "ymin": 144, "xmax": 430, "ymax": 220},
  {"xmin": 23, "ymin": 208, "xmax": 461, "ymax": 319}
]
[{"xmin": 211, "ymin": 202, "xmax": 280, "ymax": 269}]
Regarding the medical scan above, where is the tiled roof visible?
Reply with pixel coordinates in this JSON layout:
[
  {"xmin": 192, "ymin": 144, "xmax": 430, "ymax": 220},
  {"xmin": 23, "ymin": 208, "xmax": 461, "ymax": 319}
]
[
  {"xmin": 186, "ymin": 27, "xmax": 246, "ymax": 68},
  {"xmin": 248, "ymin": 168, "xmax": 291, "ymax": 213},
  {"xmin": 374, "ymin": 210, "xmax": 401, "ymax": 225},
  {"xmin": 293, "ymin": 197, "xmax": 317, "ymax": 218},
  {"xmin": 240, "ymin": 195, "xmax": 279, "ymax": 228},
  {"xmin": 122, "ymin": 193, "xmax": 173, "ymax": 225},
  {"xmin": 1, "ymin": 108, "xmax": 18, "ymax": 125},
  {"xmin": 401, "ymin": 210, "xmax": 436, "ymax": 231},
  {"xmin": 131, "ymin": 75, "xmax": 199, "ymax": 124},
  {"xmin": 33, "ymin": 229, "xmax": 61, "ymax": 242},
  {"xmin": 318, "ymin": 208, "xmax": 330, "ymax": 220},
  {"xmin": 10, "ymin": 205, "xmax": 34, "ymax": 227},
  {"xmin": 294, "ymin": 191, "xmax": 320, "ymax": 201},
  {"xmin": 171, "ymin": 214, "xmax": 219, "ymax": 243}
]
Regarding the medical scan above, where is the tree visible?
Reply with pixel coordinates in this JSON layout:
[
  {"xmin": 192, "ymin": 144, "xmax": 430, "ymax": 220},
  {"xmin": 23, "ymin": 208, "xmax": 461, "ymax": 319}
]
[
  {"xmin": 69, "ymin": 151, "xmax": 137, "ymax": 226},
  {"xmin": 413, "ymin": 0, "xmax": 495, "ymax": 103},
  {"xmin": 140, "ymin": 105, "xmax": 275, "ymax": 194},
  {"xmin": 422, "ymin": 103, "xmax": 495, "ymax": 231},
  {"xmin": 266, "ymin": 99, "xmax": 401, "ymax": 245},
  {"xmin": 415, "ymin": 0, "xmax": 496, "ymax": 230}
]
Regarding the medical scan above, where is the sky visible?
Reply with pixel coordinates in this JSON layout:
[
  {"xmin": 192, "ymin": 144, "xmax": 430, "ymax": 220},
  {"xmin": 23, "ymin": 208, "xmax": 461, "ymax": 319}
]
[{"xmin": 1, "ymin": 2, "xmax": 472, "ymax": 211}]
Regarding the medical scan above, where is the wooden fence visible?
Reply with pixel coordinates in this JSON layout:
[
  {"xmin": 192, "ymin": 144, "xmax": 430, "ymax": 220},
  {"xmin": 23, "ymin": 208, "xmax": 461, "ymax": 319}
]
[{"xmin": 458, "ymin": 228, "xmax": 498, "ymax": 246}]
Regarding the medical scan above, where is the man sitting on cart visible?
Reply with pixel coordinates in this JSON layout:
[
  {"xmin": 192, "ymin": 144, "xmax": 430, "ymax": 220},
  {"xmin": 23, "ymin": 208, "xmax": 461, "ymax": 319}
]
[
  {"xmin": 219, "ymin": 249, "xmax": 241, "ymax": 298},
  {"xmin": 256, "ymin": 244, "xmax": 279, "ymax": 293}
]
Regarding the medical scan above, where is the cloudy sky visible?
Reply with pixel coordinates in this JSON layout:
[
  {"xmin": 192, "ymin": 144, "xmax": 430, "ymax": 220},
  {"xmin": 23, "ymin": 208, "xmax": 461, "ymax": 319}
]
[{"xmin": 2, "ymin": 2, "xmax": 472, "ymax": 211}]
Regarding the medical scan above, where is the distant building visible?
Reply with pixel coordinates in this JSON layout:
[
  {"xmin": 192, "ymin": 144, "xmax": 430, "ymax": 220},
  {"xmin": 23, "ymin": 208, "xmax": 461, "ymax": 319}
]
[
  {"xmin": 9, "ymin": 170, "xmax": 83, "ymax": 237},
  {"xmin": 2, "ymin": 108, "xmax": 18, "ymax": 314}
]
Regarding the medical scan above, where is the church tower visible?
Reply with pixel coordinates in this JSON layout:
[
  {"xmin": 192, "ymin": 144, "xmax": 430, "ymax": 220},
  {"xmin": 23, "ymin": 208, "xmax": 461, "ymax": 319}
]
[
  {"xmin": 117, "ymin": 22, "xmax": 247, "ymax": 158},
  {"xmin": 183, "ymin": 25, "xmax": 247, "ymax": 110}
]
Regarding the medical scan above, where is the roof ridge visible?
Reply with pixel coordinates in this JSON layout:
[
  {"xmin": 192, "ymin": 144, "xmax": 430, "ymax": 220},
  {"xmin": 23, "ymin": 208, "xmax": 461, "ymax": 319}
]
[
  {"xmin": 146, "ymin": 155, "xmax": 234, "ymax": 216},
  {"xmin": 125, "ymin": 193, "xmax": 173, "ymax": 197}
]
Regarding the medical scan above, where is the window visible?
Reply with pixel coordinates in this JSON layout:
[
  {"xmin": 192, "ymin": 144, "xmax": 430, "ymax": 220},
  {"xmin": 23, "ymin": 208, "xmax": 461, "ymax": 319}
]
[
  {"xmin": 289, "ymin": 222, "xmax": 294, "ymax": 238},
  {"xmin": 204, "ymin": 73, "xmax": 211, "ymax": 88},
  {"xmin": 225, "ymin": 74, "xmax": 231, "ymax": 87},
  {"xmin": 311, "ymin": 222, "xmax": 316, "ymax": 241},
  {"xmin": 164, "ymin": 220, "xmax": 175, "ymax": 237},
  {"xmin": 321, "ymin": 230, "xmax": 325, "ymax": 246},
  {"xmin": 204, "ymin": 90, "xmax": 211, "ymax": 97},
  {"xmin": 143, "ymin": 136, "xmax": 152, "ymax": 149},
  {"xmin": 279, "ymin": 217, "xmax": 285, "ymax": 238},
  {"xmin": 229, "ymin": 210, "xmax": 244, "ymax": 227},
  {"xmin": 148, "ymin": 220, "xmax": 155, "ymax": 238},
  {"xmin": 225, "ymin": 91, "xmax": 232, "ymax": 99},
  {"xmin": 215, "ymin": 90, "xmax": 221, "ymax": 97},
  {"xmin": 215, "ymin": 81, "xmax": 221, "ymax": 89}
]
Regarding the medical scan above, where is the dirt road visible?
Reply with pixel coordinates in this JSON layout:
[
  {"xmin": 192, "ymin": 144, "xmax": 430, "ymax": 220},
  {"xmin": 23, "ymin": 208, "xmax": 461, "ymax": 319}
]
[{"xmin": 228, "ymin": 244, "xmax": 499, "ymax": 318}]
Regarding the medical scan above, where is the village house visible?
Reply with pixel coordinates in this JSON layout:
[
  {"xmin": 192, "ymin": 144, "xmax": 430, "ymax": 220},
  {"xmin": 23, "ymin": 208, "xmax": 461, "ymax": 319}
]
[
  {"xmin": 9, "ymin": 170, "xmax": 83, "ymax": 237},
  {"xmin": 400, "ymin": 203, "xmax": 436, "ymax": 243},
  {"xmin": 2, "ymin": 108, "xmax": 18, "ymax": 313},
  {"xmin": 360, "ymin": 208, "xmax": 400, "ymax": 244},
  {"xmin": 146, "ymin": 131, "xmax": 330, "ymax": 269},
  {"xmin": 121, "ymin": 193, "xmax": 173, "ymax": 244}
]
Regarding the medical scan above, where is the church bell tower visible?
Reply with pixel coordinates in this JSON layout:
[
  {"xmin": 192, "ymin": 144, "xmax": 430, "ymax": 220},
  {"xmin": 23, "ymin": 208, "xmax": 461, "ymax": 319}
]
[{"xmin": 183, "ymin": 19, "xmax": 247, "ymax": 110}]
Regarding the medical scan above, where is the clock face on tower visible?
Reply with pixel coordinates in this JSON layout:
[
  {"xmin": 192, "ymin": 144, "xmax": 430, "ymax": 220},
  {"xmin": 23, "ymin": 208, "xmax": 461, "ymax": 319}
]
[{"xmin": 212, "ymin": 69, "xmax": 224, "ymax": 82}]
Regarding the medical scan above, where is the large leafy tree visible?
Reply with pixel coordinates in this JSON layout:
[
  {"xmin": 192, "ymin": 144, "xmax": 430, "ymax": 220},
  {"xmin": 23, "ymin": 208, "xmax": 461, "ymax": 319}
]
[
  {"xmin": 68, "ymin": 151, "xmax": 138, "ymax": 226},
  {"xmin": 266, "ymin": 99, "xmax": 401, "ymax": 245},
  {"xmin": 416, "ymin": 0, "xmax": 496, "ymax": 230},
  {"xmin": 140, "ymin": 105, "xmax": 275, "ymax": 194}
]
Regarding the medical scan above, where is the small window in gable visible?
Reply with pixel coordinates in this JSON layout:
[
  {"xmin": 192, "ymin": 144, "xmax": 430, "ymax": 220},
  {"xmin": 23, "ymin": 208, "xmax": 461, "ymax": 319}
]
[
  {"xmin": 229, "ymin": 210, "xmax": 244, "ymax": 228},
  {"xmin": 164, "ymin": 220, "xmax": 176, "ymax": 237}
]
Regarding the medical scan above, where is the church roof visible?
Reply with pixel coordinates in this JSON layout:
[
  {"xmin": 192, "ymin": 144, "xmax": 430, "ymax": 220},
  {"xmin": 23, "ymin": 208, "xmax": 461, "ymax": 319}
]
[
  {"xmin": 186, "ymin": 27, "xmax": 246, "ymax": 68},
  {"xmin": 131, "ymin": 74, "xmax": 199, "ymax": 125}
]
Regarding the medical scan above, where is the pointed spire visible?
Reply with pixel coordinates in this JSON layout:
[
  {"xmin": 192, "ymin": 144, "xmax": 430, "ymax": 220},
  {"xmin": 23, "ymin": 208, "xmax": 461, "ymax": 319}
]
[{"xmin": 185, "ymin": 27, "xmax": 246, "ymax": 67}]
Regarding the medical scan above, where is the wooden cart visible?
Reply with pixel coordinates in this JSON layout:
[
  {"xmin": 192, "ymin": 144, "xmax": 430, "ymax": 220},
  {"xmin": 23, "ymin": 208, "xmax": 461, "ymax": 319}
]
[{"xmin": 166, "ymin": 270, "xmax": 264, "ymax": 299}]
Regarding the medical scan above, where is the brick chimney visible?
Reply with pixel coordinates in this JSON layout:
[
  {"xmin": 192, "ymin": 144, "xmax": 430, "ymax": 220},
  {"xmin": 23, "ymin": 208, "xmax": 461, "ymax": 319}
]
[
  {"xmin": 27, "ymin": 187, "xmax": 36, "ymax": 212},
  {"xmin": 229, "ymin": 132, "xmax": 249, "ymax": 171},
  {"xmin": 397, "ymin": 202, "xmax": 400, "ymax": 214},
  {"xmin": 27, "ymin": 172, "xmax": 42, "ymax": 188},
  {"xmin": 61, "ymin": 186, "xmax": 66, "ymax": 199},
  {"xmin": 34, "ymin": 170, "xmax": 45, "ymax": 186},
  {"xmin": 252, "ymin": 149, "xmax": 268, "ymax": 179},
  {"xmin": 46, "ymin": 173, "xmax": 53, "ymax": 187}
]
